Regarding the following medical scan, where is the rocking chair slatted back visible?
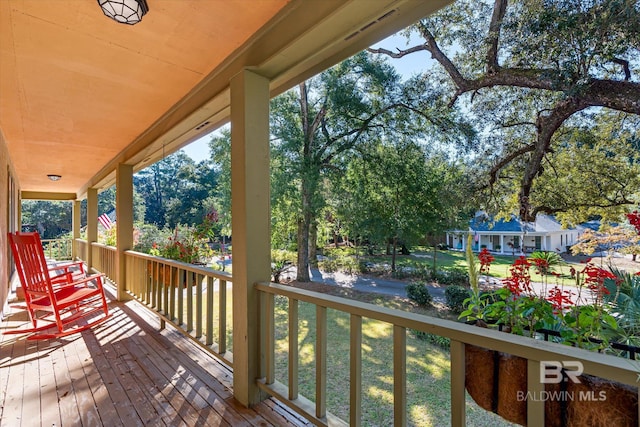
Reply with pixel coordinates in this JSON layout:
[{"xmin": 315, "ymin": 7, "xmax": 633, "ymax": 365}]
[{"xmin": 12, "ymin": 232, "xmax": 52, "ymax": 296}]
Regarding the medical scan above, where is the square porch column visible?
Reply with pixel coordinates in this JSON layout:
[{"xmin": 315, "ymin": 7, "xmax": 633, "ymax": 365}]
[
  {"xmin": 116, "ymin": 163, "xmax": 134, "ymax": 302},
  {"xmin": 72, "ymin": 200, "xmax": 81, "ymax": 259},
  {"xmin": 87, "ymin": 188, "xmax": 98, "ymax": 269},
  {"xmin": 230, "ymin": 69, "xmax": 271, "ymax": 406}
]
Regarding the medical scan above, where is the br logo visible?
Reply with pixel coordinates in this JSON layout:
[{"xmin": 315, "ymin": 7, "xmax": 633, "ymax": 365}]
[{"xmin": 540, "ymin": 361, "xmax": 583, "ymax": 384}]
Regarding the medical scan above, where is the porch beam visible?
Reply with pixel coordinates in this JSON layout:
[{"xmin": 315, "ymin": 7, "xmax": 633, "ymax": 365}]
[
  {"xmin": 230, "ymin": 68, "xmax": 271, "ymax": 406},
  {"xmin": 20, "ymin": 191, "xmax": 76, "ymax": 201},
  {"xmin": 116, "ymin": 163, "xmax": 134, "ymax": 301}
]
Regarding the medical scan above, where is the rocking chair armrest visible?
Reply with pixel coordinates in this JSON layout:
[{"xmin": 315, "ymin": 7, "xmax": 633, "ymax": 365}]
[
  {"xmin": 68, "ymin": 273, "xmax": 105, "ymax": 289},
  {"xmin": 48, "ymin": 261, "xmax": 85, "ymax": 275},
  {"xmin": 50, "ymin": 271, "xmax": 74, "ymax": 288}
]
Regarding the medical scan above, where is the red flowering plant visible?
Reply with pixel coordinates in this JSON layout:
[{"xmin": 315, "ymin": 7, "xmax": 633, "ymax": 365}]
[
  {"xmin": 627, "ymin": 211, "xmax": 640, "ymax": 234},
  {"xmin": 150, "ymin": 209, "xmax": 220, "ymax": 265},
  {"xmin": 460, "ymin": 234, "xmax": 624, "ymax": 352}
]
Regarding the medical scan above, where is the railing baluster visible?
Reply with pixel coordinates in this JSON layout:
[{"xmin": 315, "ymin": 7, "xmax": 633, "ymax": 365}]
[
  {"xmin": 350, "ymin": 314, "xmax": 362, "ymax": 427},
  {"xmin": 196, "ymin": 273, "xmax": 203, "ymax": 338},
  {"xmin": 125, "ymin": 255, "xmax": 132, "ymax": 294},
  {"xmin": 156, "ymin": 262, "xmax": 169, "ymax": 330},
  {"xmin": 178, "ymin": 271, "xmax": 188, "ymax": 332},
  {"xmin": 169, "ymin": 266, "xmax": 176, "ymax": 322},
  {"xmin": 145, "ymin": 260, "xmax": 151, "ymax": 304},
  {"xmin": 450, "ymin": 340, "xmax": 466, "ymax": 427},
  {"xmin": 289, "ymin": 298, "xmax": 299, "ymax": 400},
  {"xmin": 316, "ymin": 305, "xmax": 327, "ymax": 419},
  {"xmin": 527, "ymin": 359, "xmax": 545, "ymax": 427},
  {"xmin": 219, "ymin": 279, "xmax": 227, "ymax": 354},
  {"xmin": 153, "ymin": 262, "xmax": 162, "ymax": 311},
  {"xmin": 393, "ymin": 325, "xmax": 406, "ymax": 427},
  {"xmin": 206, "ymin": 276, "xmax": 214, "ymax": 346},
  {"xmin": 264, "ymin": 292, "xmax": 275, "ymax": 385},
  {"xmin": 162, "ymin": 264, "xmax": 169, "ymax": 315},
  {"xmin": 178, "ymin": 267, "xmax": 184, "ymax": 326}
]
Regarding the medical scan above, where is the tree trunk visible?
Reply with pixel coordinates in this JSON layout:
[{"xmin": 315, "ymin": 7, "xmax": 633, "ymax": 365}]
[
  {"xmin": 432, "ymin": 236, "xmax": 438, "ymax": 273},
  {"xmin": 296, "ymin": 175, "xmax": 315, "ymax": 282},
  {"xmin": 391, "ymin": 236, "xmax": 398, "ymax": 272},
  {"xmin": 296, "ymin": 215, "xmax": 311, "ymax": 282},
  {"xmin": 309, "ymin": 217, "xmax": 318, "ymax": 268}
]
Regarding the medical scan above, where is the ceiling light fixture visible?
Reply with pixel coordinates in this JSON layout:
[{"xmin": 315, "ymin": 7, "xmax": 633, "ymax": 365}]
[
  {"xmin": 98, "ymin": 0, "xmax": 149, "ymax": 25},
  {"xmin": 47, "ymin": 174, "xmax": 62, "ymax": 181}
]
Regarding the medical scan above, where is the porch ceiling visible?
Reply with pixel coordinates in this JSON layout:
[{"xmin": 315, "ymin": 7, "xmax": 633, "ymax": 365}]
[{"xmin": 1, "ymin": 0, "xmax": 451, "ymax": 199}]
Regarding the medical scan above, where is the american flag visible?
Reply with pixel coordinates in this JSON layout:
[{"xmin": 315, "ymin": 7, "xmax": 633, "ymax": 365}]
[{"xmin": 98, "ymin": 213, "xmax": 113, "ymax": 230}]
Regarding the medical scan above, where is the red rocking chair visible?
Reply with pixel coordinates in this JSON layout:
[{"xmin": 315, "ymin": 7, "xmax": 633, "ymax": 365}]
[{"xmin": 5, "ymin": 232, "xmax": 111, "ymax": 340}]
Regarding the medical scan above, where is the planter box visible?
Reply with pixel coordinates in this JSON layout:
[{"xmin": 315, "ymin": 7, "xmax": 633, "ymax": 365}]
[{"xmin": 465, "ymin": 344, "xmax": 638, "ymax": 426}]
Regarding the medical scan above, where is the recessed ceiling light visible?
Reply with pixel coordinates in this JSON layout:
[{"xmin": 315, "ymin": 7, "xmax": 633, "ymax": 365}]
[{"xmin": 47, "ymin": 174, "xmax": 62, "ymax": 181}]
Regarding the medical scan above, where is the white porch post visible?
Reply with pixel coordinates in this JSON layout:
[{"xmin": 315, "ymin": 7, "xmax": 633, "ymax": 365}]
[
  {"xmin": 87, "ymin": 188, "xmax": 98, "ymax": 270},
  {"xmin": 72, "ymin": 200, "xmax": 81, "ymax": 260},
  {"xmin": 116, "ymin": 163, "xmax": 133, "ymax": 302},
  {"xmin": 500, "ymin": 235, "xmax": 504, "ymax": 254},
  {"xmin": 230, "ymin": 68, "xmax": 271, "ymax": 406}
]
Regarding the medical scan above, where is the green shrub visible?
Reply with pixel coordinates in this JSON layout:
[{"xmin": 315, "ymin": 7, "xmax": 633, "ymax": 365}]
[
  {"xmin": 272, "ymin": 249, "xmax": 296, "ymax": 264},
  {"xmin": 445, "ymin": 285, "xmax": 471, "ymax": 313},
  {"xmin": 414, "ymin": 265, "xmax": 434, "ymax": 281},
  {"xmin": 134, "ymin": 223, "xmax": 169, "ymax": 253},
  {"xmin": 529, "ymin": 251, "xmax": 564, "ymax": 275},
  {"xmin": 318, "ymin": 254, "xmax": 361, "ymax": 274},
  {"xmin": 406, "ymin": 281, "xmax": 433, "ymax": 306},
  {"xmin": 271, "ymin": 249, "xmax": 297, "ymax": 283},
  {"xmin": 433, "ymin": 268, "xmax": 469, "ymax": 287}
]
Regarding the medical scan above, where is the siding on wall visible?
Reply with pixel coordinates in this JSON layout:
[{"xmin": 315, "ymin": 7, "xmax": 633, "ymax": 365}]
[{"xmin": 1, "ymin": 128, "xmax": 19, "ymax": 317}]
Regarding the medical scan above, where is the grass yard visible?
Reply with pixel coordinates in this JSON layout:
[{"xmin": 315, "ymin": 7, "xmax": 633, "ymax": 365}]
[{"xmin": 272, "ymin": 285, "xmax": 517, "ymax": 426}]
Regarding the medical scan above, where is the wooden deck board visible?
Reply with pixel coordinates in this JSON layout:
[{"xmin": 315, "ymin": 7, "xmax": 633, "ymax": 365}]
[
  {"xmin": 22, "ymin": 340, "xmax": 42, "ymax": 426},
  {"xmin": 2, "ymin": 327, "xmax": 27, "ymax": 425},
  {"xmin": 36, "ymin": 340, "xmax": 63, "ymax": 427},
  {"xmin": 1, "ymin": 287, "xmax": 311, "ymax": 427},
  {"xmin": 51, "ymin": 335, "xmax": 88, "ymax": 426},
  {"xmin": 70, "ymin": 334, "xmax": 120, "ymax": 427}
]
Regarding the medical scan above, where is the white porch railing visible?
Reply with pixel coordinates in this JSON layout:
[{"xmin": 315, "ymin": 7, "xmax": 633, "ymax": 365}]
[
  {"xmin": 92, "ymin": 242, "xmax": 117, "ymax": 282},
  {"xmin": 75, "ymin": 238, "xmax": 88, "ymax": 262},
  {"xmin": 41, "ymin": 238, "xmax": 73, "ymax": 260}
]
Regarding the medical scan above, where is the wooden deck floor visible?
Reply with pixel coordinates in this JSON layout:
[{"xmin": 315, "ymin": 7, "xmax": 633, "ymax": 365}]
[{"xmin": 0, "ymin": 286, "xmax": 310, "ymax": 427}]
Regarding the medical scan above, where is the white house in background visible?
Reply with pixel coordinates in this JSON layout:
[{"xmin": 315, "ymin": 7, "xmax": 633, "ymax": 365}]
[{"xmin": 445, "ymin": 212, "xmax": 582, "ymax": 254}]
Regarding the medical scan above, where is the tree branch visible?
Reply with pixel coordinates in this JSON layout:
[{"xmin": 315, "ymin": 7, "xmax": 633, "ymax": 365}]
[
  {"xmin": 532, "ymin": 197, "xmax": 634, "ymax": 218},
  {"xmin": 367, "ymin": 44, "xmax": 430, "ymax": 59},
  {"xmin": 612, "ymin": 57, "xmax": 631, "ymax": 81},
  {"xmin": 486, "ymin": 143, "xmax": 536, "ymax": 186},
  {"xmin": 486, "ymin": 0, "xmax": 508, "ymax": 74},
  {"xmin": 519, "ymin": 98, "xmax": 590, "ymax": 220},
  {"xmin": 415, "ymin": 22, "xmax": 470, "ymax": 93}
]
